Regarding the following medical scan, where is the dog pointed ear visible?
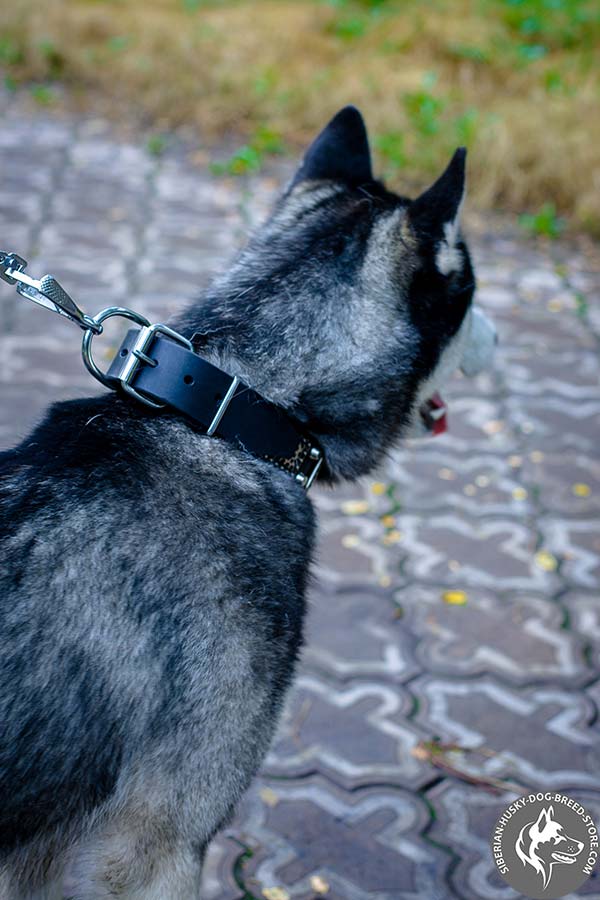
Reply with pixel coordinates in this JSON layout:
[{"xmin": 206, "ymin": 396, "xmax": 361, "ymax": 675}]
[
  {"xmin": 292, "ymin": 106, "xmax": 372, "ymax": 187},
  {"xmin": 409, "ymin": 148, "xmax": 466, "ymax": 272},
  {"xmin": 534, "ymin": 807, "xmax": 550, "ymax": 831}
]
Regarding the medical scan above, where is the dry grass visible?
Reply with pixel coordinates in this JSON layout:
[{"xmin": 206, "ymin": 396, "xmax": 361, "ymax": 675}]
[{"xmin": 1, "ymin": 0, "xmax": 599, "ymax": 233}]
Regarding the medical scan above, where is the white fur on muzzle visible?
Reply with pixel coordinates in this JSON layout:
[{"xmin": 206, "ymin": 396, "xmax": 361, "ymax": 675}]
[{"xmin": 460, "ymin": 305, "xmax": 497, "ymax": 377}]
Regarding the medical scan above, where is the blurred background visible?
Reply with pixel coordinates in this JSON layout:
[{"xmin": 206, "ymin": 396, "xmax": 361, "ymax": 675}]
[
  {"xmin": 1, "ymin": 0, "xmax": 600, "ymax": 235},
  {"xmin": 0, "ymin": 2, "xmax": 599, "ymax": 899}
]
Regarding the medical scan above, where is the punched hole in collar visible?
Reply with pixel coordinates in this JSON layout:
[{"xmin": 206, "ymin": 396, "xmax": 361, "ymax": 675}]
[
  {"xmin": 120, "ymin": 348, "xmax": 128, "ymax": 357},
  {"xmin": 183, "ymin": 374, "xmax": 194, "ymax": 386}
]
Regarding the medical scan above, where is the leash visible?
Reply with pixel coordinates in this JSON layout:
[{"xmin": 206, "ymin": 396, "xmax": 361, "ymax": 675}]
[{"xmin": 0, "ymin": 251, "xmax": 324, "ymax": 489}]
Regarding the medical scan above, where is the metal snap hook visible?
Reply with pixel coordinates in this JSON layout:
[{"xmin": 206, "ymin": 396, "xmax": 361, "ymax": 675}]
[{"xmin": 0, "ymin": 251, "xmax": 101, "ymax": 333}]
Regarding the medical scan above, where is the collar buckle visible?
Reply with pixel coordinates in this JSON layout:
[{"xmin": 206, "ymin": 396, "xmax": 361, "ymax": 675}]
[
  {"xmin": 82, "ymin": 310, "xmax": 194, "ymax": 408},
  {"xmin": 120, "ymin": 323, "xmax": 194, "ymax": 409}
]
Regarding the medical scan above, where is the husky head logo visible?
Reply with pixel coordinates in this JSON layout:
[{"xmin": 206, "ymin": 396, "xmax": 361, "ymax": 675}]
[{"xmin": 515, "ymin": 806, "xmax": 584, "ymax": 890}]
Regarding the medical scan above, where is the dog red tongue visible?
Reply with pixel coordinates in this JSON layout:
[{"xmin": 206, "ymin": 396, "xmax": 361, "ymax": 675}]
[{"xmin": 427, "ymin": 391, "xmax": 448, "ymax": 436}]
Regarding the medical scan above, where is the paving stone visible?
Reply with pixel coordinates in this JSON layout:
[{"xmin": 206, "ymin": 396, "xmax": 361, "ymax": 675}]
[
  {"xmin": 505, "ymin": 393, "xmax": 600, "ymax": 454},
  {"xmin": 383, "ymin": 448, "xmax": 534, "ymax": 518},
  {"xmin": 201, "ymin": 834, "xmax": 244, "ymax": 900},
  {"xmin": 303, "ymin": 584, "xmax": 420, "ymax": 683},
  {"xmin": 221, "ymin": 774, "xmax": 450, "ymax": 900},
  {"xmin": 518, "ymin": 267, "xmax": 564, "ymax": 296},
  {"xmin": 264, "ymin": 673, "xmax": 434, "ymax": 790},
  {"xmin": 584, "ymin": 682, "xmax": 600, "ymax": 769},
  {"xmin": 395, "ymin": 585, "xmax": 591, "ymax": 687},
  {"xmin": 562, "ymin": 593, "xmax": 600, "ymax": 671},
  {"xmin": 500, "ymin": 345, "xmax": 600, "ymax": 400},
  {"xmin": 540, "ymin": 519, "xmax": 600, "ymax": 590},
  {"xmin": 0, "ymin": 332, "xmax": 92, "ymax": 389},
  {"xmin": 492, "ymin": 305, "xmax": 597, "ymax": 351},
  {"xmin": 586, "ymin": 294, "xmax": 600, "ymax": 339},
  {"xmin": 395, "ymin": 514, "xmax": 560, "ymax": 593},
  {"xmin": 474, "ymin": 282, "xmax": 516, "ymax": 310},
  {"xmin": 412, "ymin": 676, "xmax": 599, "ymax": 791},
  {"xmin": 520, "ymin": 451, "xmax": 600, "ymax": 516},
  {"xmin": 314, "ymin": 512, "xmax": 400, "ymax": 589}
]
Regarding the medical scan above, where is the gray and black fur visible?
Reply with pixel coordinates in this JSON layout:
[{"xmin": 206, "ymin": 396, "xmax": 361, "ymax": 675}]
[{"xmin": 0, "ymin": 107, "xmax": 495, "ymax": 899}]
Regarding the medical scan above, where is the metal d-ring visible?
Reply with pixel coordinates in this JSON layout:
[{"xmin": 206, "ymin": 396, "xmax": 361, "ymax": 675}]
[{"xmin": 82, "ymin": 306, "xmax": 151, "ymax": 388}]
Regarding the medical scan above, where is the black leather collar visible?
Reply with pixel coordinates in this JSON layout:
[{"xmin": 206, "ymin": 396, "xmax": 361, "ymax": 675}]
[{"xmin": 107, "ymin": 326, "xmax": 324, "ymax": 489}]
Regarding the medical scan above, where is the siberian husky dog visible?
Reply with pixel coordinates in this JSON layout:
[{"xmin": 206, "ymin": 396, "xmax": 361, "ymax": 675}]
[{"xmin": 0, "ymin": 106, "xmax": 496, "ymax": 899}]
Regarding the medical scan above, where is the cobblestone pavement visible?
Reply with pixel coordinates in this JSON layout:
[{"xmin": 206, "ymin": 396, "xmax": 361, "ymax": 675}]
[{"xmin": 1, "ymin": 104, "xmax": 599, "ymax": 900}]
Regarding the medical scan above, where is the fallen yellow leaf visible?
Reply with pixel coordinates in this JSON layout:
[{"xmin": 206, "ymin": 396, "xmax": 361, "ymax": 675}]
[
  {"xmin": 371, "ymin": 481, "xmax": 386, "ymax": 495},
  {"xmin": 572, "ymin": 482, "xmax": 591, "ymax": 497},
  {"xmin": 310, "ymin": 874, "xmax": 330, "ymax": 894},
  {"xmin": 341, "ymin": 534, "xmax": 360, "ymax": 549},
  {"xmin": 534, "ymin": 550, "xmax": 557, "ymax": 571},
  {"xmin": 443, "ymin": 590, "xmax": 468, "ymax": 605},
  {"xmin": 438, "ymin": 467, "xmax": 456, "ymax": 480},
  {"xmin": 380, "ymin": 514, "xmax": 396, "ymax": 528},
  {"xmin": 482, "ymin": 420, "xmax": 504, "ymax": 435},
  {"xmin": 259, "ymin": 787, "xmax": 279, "ymax": 807},
  {"xmin": 262, "ymin": 888, "xmax": 290, "ymax": 900},
  {"xmin": 383, "ymin": 529, "xmax": 403, "ymax": 545},
  {"xmin": 341, "ymin": 499, "xmax": 370, "ymax": 515}
]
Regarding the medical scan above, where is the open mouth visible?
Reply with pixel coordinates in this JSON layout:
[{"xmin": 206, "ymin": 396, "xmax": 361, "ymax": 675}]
[
  {"xmin": 552, "ymin": 852, "xmax": 577, "ymax": 864},
  {"xmin": 420, "ymin": 391, "xmax": 448, "ymax": 436}
]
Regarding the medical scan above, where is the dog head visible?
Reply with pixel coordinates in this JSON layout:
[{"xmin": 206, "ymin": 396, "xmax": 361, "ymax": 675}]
[
  {"xmin": 516, "ymin": 806, "xmax": 584, "ymax": 889},
  {"xmin": 181, "ymin": 106, "xmax": 496, "ymax": 481}
]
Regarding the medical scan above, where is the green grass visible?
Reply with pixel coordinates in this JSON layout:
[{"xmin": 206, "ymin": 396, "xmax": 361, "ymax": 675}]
[
  {"xmin": 146, "ymin": 133, "xmax": 168, "ymax": 157},
  {"xmin": 519, "ymin": 202, "xmax": 566, "ymax": 238},
  {"xmin": 29, "ymin": 83, "xmax": 55, "ymax": 105},
  {"xmin": 210, "ymin": 125, "xmax": 286, "ymax": 176}
]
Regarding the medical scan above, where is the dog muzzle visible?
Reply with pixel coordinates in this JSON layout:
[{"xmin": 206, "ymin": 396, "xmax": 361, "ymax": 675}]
[{"xmin": 417, "ymin": 305, "xmax": 497, "ymax": 437}]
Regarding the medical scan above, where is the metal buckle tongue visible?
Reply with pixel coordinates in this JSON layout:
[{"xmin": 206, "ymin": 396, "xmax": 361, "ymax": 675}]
[{"xmin": 0, "ymin": 251, "xmax": 101, "ymax": 333}]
